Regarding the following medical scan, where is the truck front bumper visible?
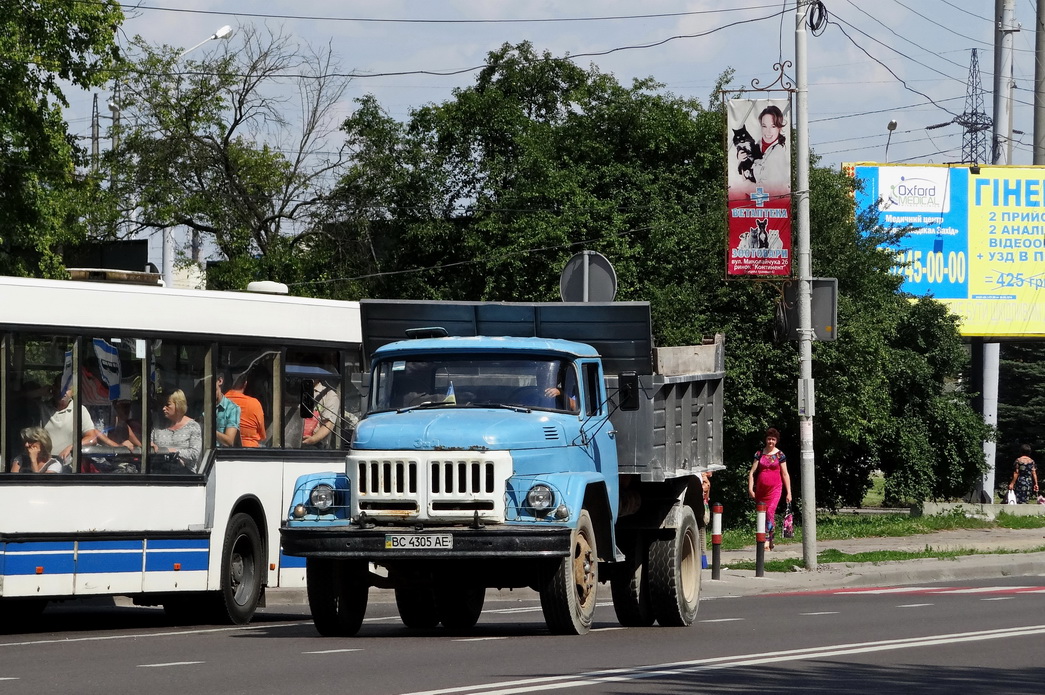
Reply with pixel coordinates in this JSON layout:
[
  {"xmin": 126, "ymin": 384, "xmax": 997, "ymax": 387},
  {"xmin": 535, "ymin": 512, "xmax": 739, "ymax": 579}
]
[{"xmin": 281, "ymin": 525, "xmax": 572, "ymax": 560}]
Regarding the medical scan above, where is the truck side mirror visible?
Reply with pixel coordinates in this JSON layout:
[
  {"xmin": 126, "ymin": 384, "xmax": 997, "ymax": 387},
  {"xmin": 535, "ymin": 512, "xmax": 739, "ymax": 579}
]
[{"xmin": 618, "ymin": 371, "xmax": 640, "ymax": 411}]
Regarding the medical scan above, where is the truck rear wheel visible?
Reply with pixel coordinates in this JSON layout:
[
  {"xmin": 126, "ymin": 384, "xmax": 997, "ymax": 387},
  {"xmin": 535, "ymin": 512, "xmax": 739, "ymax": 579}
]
[
  {"xmin": 395, "ymin": 586, "xmax": 440, "ymax": 628},
  {"xmin": 610, "ymin": 533, "xmax": 654, "ymax": 627},
  {"xmin": 539, "ymin": 509, "xmax": 597, "ymax": 635},
  {"xmin": 306, "ymin": 558, "xmax": 368, "ymax": 636},
  {"xmin": 438, "ymin": 585, "xmax": 485, "ymax": 630},
  {"xmin": 649, "ymin": 505, "xmax": 700, "ymax": 627}
]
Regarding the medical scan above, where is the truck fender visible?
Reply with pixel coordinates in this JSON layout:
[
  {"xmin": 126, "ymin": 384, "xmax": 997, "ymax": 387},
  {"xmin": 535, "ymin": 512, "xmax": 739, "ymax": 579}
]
[{"xmin": 513, "ymin": 472, "xmax": 615, "ymax": 562}]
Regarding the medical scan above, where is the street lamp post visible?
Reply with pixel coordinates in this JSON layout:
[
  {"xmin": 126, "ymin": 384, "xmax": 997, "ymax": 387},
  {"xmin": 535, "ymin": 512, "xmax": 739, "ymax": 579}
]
[
  {"xmin": 885, "ymin": 119, "xmax": 898, "ymax": 163},
  {"xmin": 160, "ymin": 25, "xmax": 234, "ymax": 288}
]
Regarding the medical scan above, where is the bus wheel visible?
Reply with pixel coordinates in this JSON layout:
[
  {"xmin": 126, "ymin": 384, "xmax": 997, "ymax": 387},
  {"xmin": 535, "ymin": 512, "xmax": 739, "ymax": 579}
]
[
  {"xmin": 438, "ymin": 585, "xmax": 485, "ymax": 631},
  {"xmin": 610, "ymin": 533, "xmax": 654, "ymax": 627},
  {"xmin": 306, "ymin": 558, "xmax": 368, "ymax": 636},
  {"xmin": 539, "ymin": 509, "xmax": 597, "ymax": 635},
  {"xmin": 218, "ymin": 513, "xmax": 265, "ymax": 625},
  {"xmin": 649, "ymin": 505, "xmax": 700, "ymax": 627},
  {"xmin": 395, "ymin": 585, "xmax": 439, "ymax": 628}
]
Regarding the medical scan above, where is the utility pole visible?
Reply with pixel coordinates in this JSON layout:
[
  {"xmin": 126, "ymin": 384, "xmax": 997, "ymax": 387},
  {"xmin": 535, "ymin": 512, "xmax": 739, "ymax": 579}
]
[
  {"xmin": 795, "ymin": 0, "xmax": 817, "ymax": 569},
  {"xmin": 979, "ymin": 0, "xmax": 1018, "ymax": 501},
  {"xmin": 1035, "ymin": 0, "xmax": 1045, "ymax": 163}
]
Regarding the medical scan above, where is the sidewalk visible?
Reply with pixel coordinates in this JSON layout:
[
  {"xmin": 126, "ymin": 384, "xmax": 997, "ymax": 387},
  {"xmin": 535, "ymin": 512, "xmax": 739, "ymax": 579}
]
[
  {"xmin": 264, "ymin": 527, "xmax": 1045, "ymax": 607},
  {"xmin": 701, "ymin": 526, "xmax": 1045, "ymax": 598}
]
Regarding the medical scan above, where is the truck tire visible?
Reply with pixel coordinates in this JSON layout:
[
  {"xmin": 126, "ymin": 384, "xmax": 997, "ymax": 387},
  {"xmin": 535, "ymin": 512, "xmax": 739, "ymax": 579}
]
[
  {"xmin": 610, "ymin": 533, "xmax": 654, "ymax": 627},
  {"xmin": 216, "ymin": 513, "xmax": 265, "ymax": 625},
  {"xmin": 395, "ymin": 586, "xmax": 440, "ymax": 628},
  {"xmin": 649, "ymin": 505, "xmax": 700, "ymax": 627},
  {"xmin": 0, "ymin": 598, "xmax": 47, "ymax": 632},
  {"xmin": 306, "ymin": 558, "xmax": 369, "ymax": 636},
  {"xmin": 438, "ymin": 586, "xmax": 485, "ymax": 630},
  {"xmin": 539, "ymin": 509, "xmax": 598, "ymax": 635}
]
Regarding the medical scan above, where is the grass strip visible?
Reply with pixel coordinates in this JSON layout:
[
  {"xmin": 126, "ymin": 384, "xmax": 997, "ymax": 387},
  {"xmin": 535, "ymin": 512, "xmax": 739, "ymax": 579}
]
[{"xmin": 724, "ymin": 545, "xmax": 1045, "ymax": 572}]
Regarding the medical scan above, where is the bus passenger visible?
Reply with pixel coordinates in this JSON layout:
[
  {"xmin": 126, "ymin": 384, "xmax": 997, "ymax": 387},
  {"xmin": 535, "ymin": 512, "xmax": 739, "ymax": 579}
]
[
  {"xmin": 151, "ymin": 389, "xmax": 203, "ymax": 472},
  {"xmin": 109, "ymin": 399, "xmax": 143, "ymax": 449},
  {"xmin": 10, "ymin": 427, "xmax": 64, "ymax": 474},
  {"xmin": 43, "ymin": 376, "xmax": 122, "ymax": 465},
  {"xmin": 301, "ymin": 381, "xmax": 339, "ymax": 449},
  {"xmin": 225, "ymin": 373, "xmax": 266, "ymax": 447},
  {"xmin": 215, "ymin": 373, "xmax": 241, "ymax": 447}
]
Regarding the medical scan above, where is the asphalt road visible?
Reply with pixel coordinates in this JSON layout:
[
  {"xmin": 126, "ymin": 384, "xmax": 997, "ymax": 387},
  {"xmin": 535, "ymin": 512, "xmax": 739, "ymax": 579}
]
[{"xmin": 2, "ymin": 574, "xmax": 1044, "ymax": 695}]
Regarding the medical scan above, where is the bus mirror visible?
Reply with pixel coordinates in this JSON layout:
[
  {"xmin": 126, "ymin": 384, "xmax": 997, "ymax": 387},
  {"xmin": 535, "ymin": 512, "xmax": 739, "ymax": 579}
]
[
  {"xmin": 618, "ymin": 371, "xmax": 639, "ymax": 411},
  {"xmin": 300, "ymin": 379, "xmax": 315, "ymax": 418}
]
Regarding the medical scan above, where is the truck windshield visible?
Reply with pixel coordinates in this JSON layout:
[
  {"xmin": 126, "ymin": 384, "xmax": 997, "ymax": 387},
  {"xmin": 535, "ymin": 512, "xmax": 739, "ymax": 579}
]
[{"xmin": 372, "ymin": 355, "xmax": 578, "ymax": 413}]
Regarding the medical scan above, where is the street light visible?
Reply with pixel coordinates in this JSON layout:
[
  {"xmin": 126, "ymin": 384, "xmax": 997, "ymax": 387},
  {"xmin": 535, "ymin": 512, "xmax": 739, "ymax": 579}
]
[
  {"xmin": 161, "ymin": 25, "xmax": 234, "ymax": 288},
  {"xmin": 179, "ymin": 25, "xmax": 233, "ymax": 59},
  {"xmin": 885, "ymin": 119, "xmax": 898, "ymax": 163}
]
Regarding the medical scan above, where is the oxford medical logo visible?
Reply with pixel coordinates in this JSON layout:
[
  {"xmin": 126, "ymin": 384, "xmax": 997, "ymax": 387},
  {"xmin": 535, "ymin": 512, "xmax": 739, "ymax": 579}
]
[{"xmin": 878, "ymin": 167, "xmax": 951, "ymax": 214}]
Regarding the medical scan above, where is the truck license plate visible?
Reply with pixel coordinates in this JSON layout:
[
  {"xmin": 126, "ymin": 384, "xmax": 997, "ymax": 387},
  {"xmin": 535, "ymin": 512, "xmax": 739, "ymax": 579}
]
[{"xmin": 384, "ymin": 534, "xmax": 453, "ymax": 549}]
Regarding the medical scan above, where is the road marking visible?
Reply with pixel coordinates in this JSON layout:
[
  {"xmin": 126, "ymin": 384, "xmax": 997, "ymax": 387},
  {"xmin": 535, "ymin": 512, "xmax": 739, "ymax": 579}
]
[
  {"xmin": 303, "ymin": 648, "xmax": 364, "ymax": 654},
  {"xmin": 799, "ymin": 611, "xmax": 838, "ymax": 615},
  {"xmin": 0, "ymin": 621, "xmax": 312, "ymax": 649},
  {"xmin": 699, "ymin": 618, "xmax": 744, "ymax": 623},
  {"xmin": 394, "ymin": 624, "xmax": 1045, "ymax": 695},
  {"xmin": 896, "ymin": 603, "xmax": 934, "ymax": 608},
  {"xmin": 981, "ymin": 596, "xmax": 1015, "ymax": 601},
  {"xmin": 454, "ymin": 637, "xmax": 508, "ymax": 642},
  {"xmin": 138, "ymin": 661, "xmax": 204, "ymax": 668}
]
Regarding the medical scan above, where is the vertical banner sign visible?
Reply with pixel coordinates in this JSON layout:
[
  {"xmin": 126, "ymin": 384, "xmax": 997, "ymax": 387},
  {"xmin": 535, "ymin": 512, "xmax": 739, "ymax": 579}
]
[{"xmin": 726, "ymin": 97, "xmax": 793, "ymax": 277}]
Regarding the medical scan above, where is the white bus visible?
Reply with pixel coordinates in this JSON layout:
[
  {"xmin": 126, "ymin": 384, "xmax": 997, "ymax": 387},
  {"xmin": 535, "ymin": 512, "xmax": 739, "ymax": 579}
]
[{"xmin": 0, "ymin": 275, "xmax": 362, "ymax": 625}]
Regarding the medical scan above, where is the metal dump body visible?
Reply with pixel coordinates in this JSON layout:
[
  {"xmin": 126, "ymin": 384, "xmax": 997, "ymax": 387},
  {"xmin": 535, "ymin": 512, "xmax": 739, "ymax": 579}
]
[
  {"xmin": 358, "ymin": 299, "xmax": 724, "ymax": 481},
  {"xmin": 608, "ymin": 338, "xmax": 725, "ymax": 480}
]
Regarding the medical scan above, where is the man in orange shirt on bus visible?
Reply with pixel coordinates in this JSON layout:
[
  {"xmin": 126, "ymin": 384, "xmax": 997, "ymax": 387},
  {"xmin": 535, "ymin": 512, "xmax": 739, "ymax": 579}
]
[{"xmin": 224, "ymin": 372, "xmax": 266, "ymax": 447}]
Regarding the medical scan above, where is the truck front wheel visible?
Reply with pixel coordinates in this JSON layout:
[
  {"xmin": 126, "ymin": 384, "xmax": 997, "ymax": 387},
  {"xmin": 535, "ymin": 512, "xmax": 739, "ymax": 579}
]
[
  {"xmin": 438, "ymin": 585, "xmax": 485, "ymax": 630},
  {"xmin": 539, "ymin": 509, "xmax": 598, "ymax": 635},
  {"xmin": 649, "ymin": 505, "xmax": 700, "ymax": 627},
  {"xmin": 306, "ymin": 558, "xmax": 369, "ymax": 636},
  {"xmin": 395, "ymin": 585, "xmax": 440, "ymax": 628}
]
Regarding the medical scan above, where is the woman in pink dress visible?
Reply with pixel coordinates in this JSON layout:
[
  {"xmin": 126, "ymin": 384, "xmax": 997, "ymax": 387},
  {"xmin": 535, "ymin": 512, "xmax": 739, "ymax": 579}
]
[{"xmin": 747, "ymin": 427, "xmax": 792, "ymax": 550}]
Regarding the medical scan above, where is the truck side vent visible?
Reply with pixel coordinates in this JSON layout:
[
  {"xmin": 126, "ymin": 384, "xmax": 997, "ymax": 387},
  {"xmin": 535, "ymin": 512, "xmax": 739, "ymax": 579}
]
[{"xmin": 543, "ymin": 426, "xmax": 560, "ymax": 441}]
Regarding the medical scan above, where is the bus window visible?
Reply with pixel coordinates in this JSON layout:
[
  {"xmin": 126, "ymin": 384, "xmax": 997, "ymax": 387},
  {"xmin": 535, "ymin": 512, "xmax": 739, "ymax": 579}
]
[
  {"xmin": 220, "ymin": 347, "xmax": 276, "ymax": 448},
  {"xmin": 80, "ymin": 336, "xmax": 145, "ymax": 474},
  {"xmin": 285, "ymin": 350, "xmax": 342, "ymax": 450},
  {"xmin": 147, "ymin": 340, "xmax": 207, "ymax": 473},
  {"xmin": 5, "ymin": 334, "xmax": 73, "ymax": 473}
]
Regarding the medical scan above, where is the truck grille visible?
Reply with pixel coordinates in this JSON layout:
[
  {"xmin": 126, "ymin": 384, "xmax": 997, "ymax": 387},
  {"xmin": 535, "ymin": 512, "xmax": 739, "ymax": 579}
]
[{"xmin": 349, "ymin": 451, "xmax": 511, "ymax": 523}]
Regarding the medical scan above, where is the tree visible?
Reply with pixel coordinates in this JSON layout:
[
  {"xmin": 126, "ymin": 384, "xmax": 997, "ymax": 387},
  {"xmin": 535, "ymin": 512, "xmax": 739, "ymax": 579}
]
[
  {"xmin": 0, "ymin": 0, "xmax": 124, "ymax": 277},
  {"xmin": 313, "ymin": 42, "xmax": 988, "ymax": 517},
  {"xmin": 100, "ymin": 24, "xmax": 349, "ymax": 288}
]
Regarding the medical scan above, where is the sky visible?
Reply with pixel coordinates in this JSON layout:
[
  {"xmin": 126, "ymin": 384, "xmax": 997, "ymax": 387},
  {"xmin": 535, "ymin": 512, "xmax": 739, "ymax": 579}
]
[{"xmin": 62, "ymin": 1, "xmax": 1037, "ymax": 264}]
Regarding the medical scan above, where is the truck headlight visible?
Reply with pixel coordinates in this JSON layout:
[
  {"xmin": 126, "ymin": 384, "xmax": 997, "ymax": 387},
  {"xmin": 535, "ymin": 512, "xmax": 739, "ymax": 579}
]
[
  {"xmin": 526, "ymin": 484, "xmax": 555, "ymax": 511},
  {"xmin": 310, "ymin": 484, "xmax": 336, "ymax": 512}
]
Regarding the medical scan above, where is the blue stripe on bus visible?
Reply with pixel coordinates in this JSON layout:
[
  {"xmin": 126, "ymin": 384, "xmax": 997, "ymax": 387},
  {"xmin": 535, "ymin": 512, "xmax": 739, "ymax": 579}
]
[
  {"xmin": 147, "ymin": 538, "xmax": 209, "ymax": 550},
  {"xmin": 76, "ymin": 551, "xmax": 145, "ymax": 574},
  {"xmin": 144, "ymin": 549, "xmax": 209, "ymax": 572},
  {"xmin": 79, "ymin": 540, "xmax": 144, "ymax": 552},
  {"xmin": 2, "ymin": 542, "xmax": 76, "ymax": 576}
]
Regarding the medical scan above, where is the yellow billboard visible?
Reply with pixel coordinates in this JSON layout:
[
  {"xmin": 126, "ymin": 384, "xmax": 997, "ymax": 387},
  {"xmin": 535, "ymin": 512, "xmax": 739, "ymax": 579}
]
[{"xmin": 850, "ymin": 163, "xmax": 1045, "ymax": 338}]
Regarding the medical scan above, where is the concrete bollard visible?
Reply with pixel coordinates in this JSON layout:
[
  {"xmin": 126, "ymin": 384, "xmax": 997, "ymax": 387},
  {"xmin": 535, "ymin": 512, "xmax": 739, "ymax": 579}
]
[
  {"xmin": 755, "ymin": 502, "xmax": 766, "ymax": 577},
  {"xmin": 711, "ymin": 503, "xmax": 723, "ymax": 580}
]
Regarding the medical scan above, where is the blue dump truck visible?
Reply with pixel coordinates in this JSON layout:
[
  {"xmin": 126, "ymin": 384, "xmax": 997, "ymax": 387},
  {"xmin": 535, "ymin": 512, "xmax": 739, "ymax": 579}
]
[{"xmin": 281, "ymin": 299, "xmax": 724, "ymax": 635}]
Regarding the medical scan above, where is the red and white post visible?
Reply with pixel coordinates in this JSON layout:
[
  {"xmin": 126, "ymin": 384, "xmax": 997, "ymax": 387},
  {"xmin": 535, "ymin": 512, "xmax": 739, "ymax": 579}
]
[
  {"xmin": 711, "ymin": 503, "xmax": 723, "ymax": 580},
  {"xmin": 755, "ymin": 502, "xmax": 767, "ymax": 577}
]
